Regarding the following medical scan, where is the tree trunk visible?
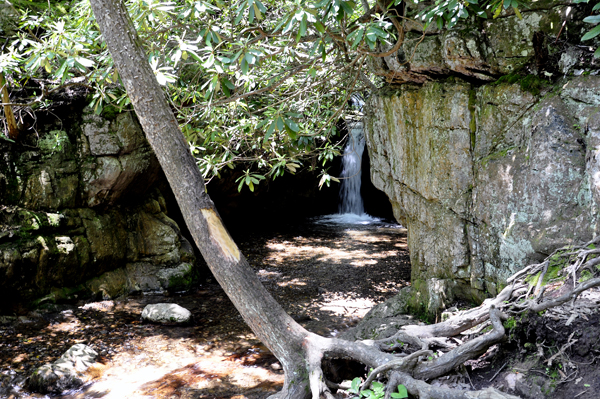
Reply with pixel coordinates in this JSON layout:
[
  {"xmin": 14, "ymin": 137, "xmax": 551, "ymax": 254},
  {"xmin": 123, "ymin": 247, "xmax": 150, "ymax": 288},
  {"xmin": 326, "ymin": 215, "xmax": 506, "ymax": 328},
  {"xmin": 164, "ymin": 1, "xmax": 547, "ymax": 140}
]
[
  {"xmin": 87, "ymin": 1, "xmax": 313, "ymax": 397},
  {"xmin": 1, "ymin": 72, "xmax": 19, "ymax": 140}
]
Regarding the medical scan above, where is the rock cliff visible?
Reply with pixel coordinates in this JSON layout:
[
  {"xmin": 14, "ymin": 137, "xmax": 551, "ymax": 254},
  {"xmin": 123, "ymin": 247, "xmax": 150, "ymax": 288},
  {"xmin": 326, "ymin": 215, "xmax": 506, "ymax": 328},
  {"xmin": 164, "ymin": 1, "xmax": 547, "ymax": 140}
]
[
  {"xmin": 0, "ymin": 107, "xmax": 197, "ymax": 311},
  {"xmin": 365, "ymin": 1, "xmax": 600, "ymax": 313}
]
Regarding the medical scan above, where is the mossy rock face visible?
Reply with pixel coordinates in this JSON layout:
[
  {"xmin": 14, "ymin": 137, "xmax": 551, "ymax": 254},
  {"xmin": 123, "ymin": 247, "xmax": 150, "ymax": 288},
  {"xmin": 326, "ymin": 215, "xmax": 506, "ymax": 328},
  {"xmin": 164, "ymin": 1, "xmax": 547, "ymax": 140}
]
[
  {"xmin": 0, "ymin": 108, "xmax": 197, "ymax": 312},
  {"xmin": 371, "ymin": 1, "xmax": 567, "ymax": 84},
  {"xmin": 366, "ymin": 74, "xmax": 600, "ymax": 316}
]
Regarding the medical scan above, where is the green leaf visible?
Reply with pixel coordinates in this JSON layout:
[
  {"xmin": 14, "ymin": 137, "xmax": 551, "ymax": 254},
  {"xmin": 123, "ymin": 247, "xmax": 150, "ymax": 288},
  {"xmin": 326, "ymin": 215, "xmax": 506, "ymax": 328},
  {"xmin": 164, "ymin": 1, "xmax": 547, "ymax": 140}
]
[
  {"xmin": 234, "ymin": 0, "xmax": 247, "ymax": 24},
  {"xmin": 276, "ymin": 116, "xmax": 284, "ymax": 130},
  {"xmin": 503, "ymin": 0, "xmax": 511, "ymax": 9},
  {"xmin": 397, "ymin": 384, "xmax": 408, "ymax": 398},
  {"xmin": 351, "ymin": 28, "xmax": 364, "ymax": 48},
  {"xmin": 314, "ymin": 20, "xmax": 326, "ymax": 33},
  {"xmin": 583, "ymin": 15, "xmax": 600, "ymax": 24},
  {"xmin": 254, "ymin": 3, "xmax": 263, "ymax": 20},
  {"xmin": 248, "ymin": 3, "xmax": 255, "ymax": 23},
  {"xmin": 350, "ymin": 377, "xmax": 361, "ymax": 394},
  {"xmin": 300, "ymin": 14, "xmax": 307, "ymax": 36},
  {"xmin": 255, "ymin": 0, "xmax": 267, "ymax": 13},
  {"xmin": 245, "ymin": 52, "xmax": 257, "ymax": 65},
  {"xmin": 285, "ymin": 124, "xmax": 297, "ymax": 139},
  {"xmin": 203, "ymin": 53, "xmax": 215, "ymax": 68},
  {"xmin": 222, "ymin": 78, "xmax": 235, "ymax": 90},
  {"xmin": 285, "ymin": 118, "xmax": 299, "ymax": 132},
  {"xmin": 436, "ymin": 15, "xmax": 444, "ymax": 29},
  {"xmin": 573, "ymin": 0, "xmax": 590, "ymax": 3},
  {"xmin": 75, "ymin": 56, "xmax": 94, "ymax": 68},
  {"xmin": 493, "ymin": 2, "xmax": 503, "ymax": 18},
  {"xmin": 469, "ymin": 4, "xmax": 487, "ymax": 18},
  {"xmin": 265, "ymin": 121, "xmax": 276, "ymax": 141},
  {"xmin": 594, "ymin": 3, "xmax": 600, "ymax": 11},
  {"xmin": 241, "ymin": 58, "xmax": 249, "ymax": 74},
  {"xmin": 513, "ymin": 6, "xmax": 522, "ymax": 19},
  {"xmin": 340, "ymin": 1, "xmax": 354, "ymax": 15},
  {"xmin": 582, "ymin": 24, "xmax": 600, "ymax": 41},
  {"xmin": 595, "ymin": 46, "xmax": 600, "ymax": 58}
]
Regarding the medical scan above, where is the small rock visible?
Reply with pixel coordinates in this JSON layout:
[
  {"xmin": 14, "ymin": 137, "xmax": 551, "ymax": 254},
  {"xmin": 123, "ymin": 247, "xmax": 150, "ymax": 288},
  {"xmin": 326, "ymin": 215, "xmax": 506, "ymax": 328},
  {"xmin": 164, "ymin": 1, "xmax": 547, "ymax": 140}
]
[
  {"xmin": 270, "ymin": 362, "xmax": 282, "ymax": 370},
  {"xmin": 141, "ymin": 303, "xmax": 191, "ymax": 324},
  {"xmin": 28, "ymin": 344, "xmax": 98, "ymax": 394}
]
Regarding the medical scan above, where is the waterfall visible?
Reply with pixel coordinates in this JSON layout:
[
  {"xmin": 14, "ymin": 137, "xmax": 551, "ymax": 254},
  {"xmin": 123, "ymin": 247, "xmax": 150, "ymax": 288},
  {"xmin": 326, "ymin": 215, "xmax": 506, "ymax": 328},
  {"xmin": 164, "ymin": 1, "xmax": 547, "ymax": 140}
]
[{"xmin": 339, "ymin": 121, "xmax": 366, "ymax": 215}]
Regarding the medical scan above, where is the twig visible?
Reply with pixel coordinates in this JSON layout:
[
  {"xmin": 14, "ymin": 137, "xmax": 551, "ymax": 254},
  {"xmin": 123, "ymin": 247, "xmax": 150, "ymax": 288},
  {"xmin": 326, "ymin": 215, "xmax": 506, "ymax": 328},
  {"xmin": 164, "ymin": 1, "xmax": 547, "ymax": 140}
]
[{"xmin": 489, "ymin": 362, "xmax": 507, "ymax": 382}]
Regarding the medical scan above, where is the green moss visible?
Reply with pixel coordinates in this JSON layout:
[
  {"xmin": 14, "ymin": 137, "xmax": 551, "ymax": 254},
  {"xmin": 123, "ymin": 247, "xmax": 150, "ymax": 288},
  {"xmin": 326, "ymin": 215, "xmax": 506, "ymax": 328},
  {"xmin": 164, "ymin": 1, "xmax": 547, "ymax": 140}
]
[
  {"xmin": 494, "ymin": 73, "xmax": 521, "ymax": 85},
  {"xmin": 468, "ymin": 88, "xmax": 477, "ymax": 148},
  {"xmin": 100, "ymin": 104, "xmax": 122, "ymax": 120},
  {"xmin": 493, "ymin": 73, "xmax": 546, "ymax": 96},
  {"xmin": 479, "ymin": 146, "xmax": 516, "ymax": 167},
  {"xmin": 526, "ymin": 251, "xmax": 569, "ymax": 287},
  {"xmin": 579, "ymin": 270, "xmax": 594, "ymax": 283},
  {"xmin": 168, "ymin": 272, "xmax": 193, "ymax": 290},
  {"xmin": 33, "ymin": 284, "xmax": 87, "ymax": 307},
  {"xmin": 519, "ymin": 75, "xmax": 544, "ymax": 96}
]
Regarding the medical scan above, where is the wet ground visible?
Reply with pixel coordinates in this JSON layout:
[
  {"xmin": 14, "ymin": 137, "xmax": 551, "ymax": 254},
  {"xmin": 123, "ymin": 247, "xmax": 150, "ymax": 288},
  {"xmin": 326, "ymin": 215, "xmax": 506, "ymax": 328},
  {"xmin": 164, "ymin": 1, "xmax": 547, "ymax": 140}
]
[{"xmin": 0, "ymin": 216, "xmax": 410, "ymax": 398}]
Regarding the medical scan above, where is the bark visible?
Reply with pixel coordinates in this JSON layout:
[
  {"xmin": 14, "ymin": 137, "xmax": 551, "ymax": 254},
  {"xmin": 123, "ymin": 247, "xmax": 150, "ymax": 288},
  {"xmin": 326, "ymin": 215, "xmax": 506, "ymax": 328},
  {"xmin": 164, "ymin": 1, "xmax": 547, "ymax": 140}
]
[{"xmin": 0, "ymin": 72, "xmax": 19, "ymax": 140}]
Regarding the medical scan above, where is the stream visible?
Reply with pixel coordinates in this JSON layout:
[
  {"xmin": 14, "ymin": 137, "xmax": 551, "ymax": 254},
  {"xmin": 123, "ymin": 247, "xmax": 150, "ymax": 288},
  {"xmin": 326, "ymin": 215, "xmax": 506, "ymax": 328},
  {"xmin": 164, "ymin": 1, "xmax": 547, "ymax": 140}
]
[{"xmin": 0, "ymin": 216, "xmax": 409, "ymax": 399}]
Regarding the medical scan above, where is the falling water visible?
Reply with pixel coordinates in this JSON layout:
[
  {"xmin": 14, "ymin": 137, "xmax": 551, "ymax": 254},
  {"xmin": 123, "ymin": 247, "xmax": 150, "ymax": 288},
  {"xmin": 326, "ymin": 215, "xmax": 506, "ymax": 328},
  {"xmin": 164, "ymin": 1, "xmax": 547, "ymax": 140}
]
[
  {"xmin": 339, "ymin": 121, "xmax": 366, "ymax": 215},
  {"xmin": 314, "ymin": 96, "xmax": 389, "ymax": 225}
]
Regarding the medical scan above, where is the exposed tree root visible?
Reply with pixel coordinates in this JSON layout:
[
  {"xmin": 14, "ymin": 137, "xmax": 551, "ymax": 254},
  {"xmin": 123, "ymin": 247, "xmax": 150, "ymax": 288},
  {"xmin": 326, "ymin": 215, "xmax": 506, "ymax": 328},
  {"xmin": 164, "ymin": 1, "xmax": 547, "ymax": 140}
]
[
  {"xmin": 272, "ymin": 241, "xmax": 600, "ymax": 399},
  {"xmin": 387, "ymin": 372, "xmax": 521, "ymax": 399}
]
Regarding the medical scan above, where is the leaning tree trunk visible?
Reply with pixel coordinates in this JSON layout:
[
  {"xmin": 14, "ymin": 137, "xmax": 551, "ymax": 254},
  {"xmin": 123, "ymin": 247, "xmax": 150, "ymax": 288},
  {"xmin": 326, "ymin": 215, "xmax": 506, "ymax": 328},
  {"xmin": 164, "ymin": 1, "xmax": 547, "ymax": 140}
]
[{"xmin": 87, "ymin": 1, "xmax": 313, "ymax": 397}]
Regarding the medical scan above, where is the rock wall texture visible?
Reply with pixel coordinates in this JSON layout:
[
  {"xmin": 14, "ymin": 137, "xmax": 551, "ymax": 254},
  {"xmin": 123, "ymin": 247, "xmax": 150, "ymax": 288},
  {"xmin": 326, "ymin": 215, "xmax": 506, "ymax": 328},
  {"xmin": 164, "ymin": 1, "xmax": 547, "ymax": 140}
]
[
  {"xmin": 0, "ymin": 109, "xmax": 196, "ymax": 311},
  {"xmin": 365, "ymin": 1, "xmax": 600, "ymax": 313}
]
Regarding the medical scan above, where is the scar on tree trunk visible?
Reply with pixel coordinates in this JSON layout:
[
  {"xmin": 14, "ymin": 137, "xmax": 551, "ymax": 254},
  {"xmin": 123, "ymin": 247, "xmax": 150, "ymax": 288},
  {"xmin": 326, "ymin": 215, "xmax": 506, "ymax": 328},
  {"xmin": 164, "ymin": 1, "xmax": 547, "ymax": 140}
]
[{"xmin": 1, "ymin": 72, "xmax": 20, "ymax": 141}]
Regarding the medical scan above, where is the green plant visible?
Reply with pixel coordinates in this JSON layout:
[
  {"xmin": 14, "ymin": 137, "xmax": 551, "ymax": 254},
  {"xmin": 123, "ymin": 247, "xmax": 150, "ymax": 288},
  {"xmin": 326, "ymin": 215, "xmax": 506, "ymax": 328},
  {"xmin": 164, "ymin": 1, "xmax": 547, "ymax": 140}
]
[
  {"xmin": 235, "ymin": 169, "xmax": 266, "ymax": 192},
  {"xmin": 579, "ymin": 269, "xmax": 594, "ymax": 282},
  {"xmin": 348, "ymin": 378, "xmax": 408, "ymax": 399},
  {"xmin": 504, "ymin": 317, "xmax": 517, "ymax": 329},
  {"xmin": 574, "ymin": 0, "xmax": 600, "ymax": 57}
]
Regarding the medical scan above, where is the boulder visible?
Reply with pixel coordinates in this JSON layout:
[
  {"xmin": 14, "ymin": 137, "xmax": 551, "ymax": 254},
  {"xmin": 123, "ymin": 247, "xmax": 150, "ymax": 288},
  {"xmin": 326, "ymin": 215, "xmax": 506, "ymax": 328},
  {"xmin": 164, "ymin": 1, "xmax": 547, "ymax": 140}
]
[
  {"xmin": 141, "ymin": 303, "xmax": 192, "ymax": 324},
  {"xmin": 366, "ymin": 74, "xmax": 600, "ymax": 314},
  {"xmin": 28, "ymin": 344, "xmax": 98, "ymax": 394},
  {"xmin": 142, "ymin": 303, "xmax": 192, "ymax": 324}
]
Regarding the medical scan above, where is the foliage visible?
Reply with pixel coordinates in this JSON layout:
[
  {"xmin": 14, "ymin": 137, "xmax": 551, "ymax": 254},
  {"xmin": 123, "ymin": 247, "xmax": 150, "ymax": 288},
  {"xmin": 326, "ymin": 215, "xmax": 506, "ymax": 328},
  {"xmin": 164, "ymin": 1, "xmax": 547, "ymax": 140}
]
[
  {"xmin": 412, "ymin": 0, "xmax": 527, "ymax": 30},
  {"xmin": 1, "ymin": 0, "xmax": 597, "ymax": 192},
  {"xmin": 2, "ymin": 0, "xmax": 398, "ymax": 190},
  {"xmin": 573, "ymin": 0, "xmax": 600, "ymax": 57},
  {"xmin": 348, "ymin": 377, "xmax": 408, "ymax": 399}
]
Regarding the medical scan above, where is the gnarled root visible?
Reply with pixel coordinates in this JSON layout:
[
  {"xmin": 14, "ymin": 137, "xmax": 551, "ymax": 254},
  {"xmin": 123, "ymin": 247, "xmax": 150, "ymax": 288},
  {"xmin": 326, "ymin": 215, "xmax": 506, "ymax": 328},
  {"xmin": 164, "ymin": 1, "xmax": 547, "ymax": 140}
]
[
  {"xmin": 274, "ymin": 241, "xmax": 600, "ymax": 399},
  {"xmin": 387, "ymin": 371, "xmax": 521, "ymax": 399}
]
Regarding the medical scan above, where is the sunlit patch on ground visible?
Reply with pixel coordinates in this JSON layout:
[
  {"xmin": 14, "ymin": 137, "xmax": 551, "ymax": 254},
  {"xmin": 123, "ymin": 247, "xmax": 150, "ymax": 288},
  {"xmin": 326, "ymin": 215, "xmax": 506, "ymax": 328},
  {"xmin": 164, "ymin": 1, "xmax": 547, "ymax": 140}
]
[{"xmin": 318, "ymin": 293, "xmax": 376, "ymax": 317}]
